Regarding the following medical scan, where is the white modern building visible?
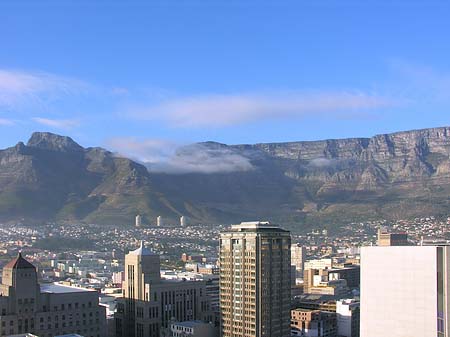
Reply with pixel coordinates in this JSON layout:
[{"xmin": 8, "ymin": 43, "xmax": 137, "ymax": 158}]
[
  {"xmin": 135, "ymin": 215, "xmax": 142, "ymax": 228},
  {"xmin": 336, "ymin": 299, "xmax": 359, "ymax": 337},
  {"xmin": 361, "ymin": 246, "xmax": 449, "ymax": 337}
]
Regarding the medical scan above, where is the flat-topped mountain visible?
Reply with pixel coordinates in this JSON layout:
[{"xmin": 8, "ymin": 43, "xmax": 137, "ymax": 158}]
[{"xmin": 2, "ymin": 128, "xmax": 450, "ymax": 229}]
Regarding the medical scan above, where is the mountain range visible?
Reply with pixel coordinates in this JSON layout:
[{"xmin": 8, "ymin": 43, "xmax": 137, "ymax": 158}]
[{"xmin": 2, "ymin": 127, "xmax": 450, "ymax": 230}]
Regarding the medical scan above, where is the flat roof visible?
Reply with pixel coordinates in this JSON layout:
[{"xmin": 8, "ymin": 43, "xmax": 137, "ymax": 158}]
[
  {"xmin": 224, "ymin": 221, "xmax": 289, "ymax": 233},
  {"xmin": 232, "ymin": 221, "xmax": 279, "ymax": 229},
  {"xmin": 40, "ymin": 283, "xmax": 95, "ymax": 294},
  {"xmin": 171, "ymin": 320, "xmax": 209, "ymax": 328}
]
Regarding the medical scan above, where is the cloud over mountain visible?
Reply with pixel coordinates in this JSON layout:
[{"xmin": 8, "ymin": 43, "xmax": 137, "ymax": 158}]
[{"xmin": 108, "ymin": 138, "xmax": 254, "ymax": 174}]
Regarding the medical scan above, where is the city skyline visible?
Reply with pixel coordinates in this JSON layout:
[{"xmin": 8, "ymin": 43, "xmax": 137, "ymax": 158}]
[{"xmin": 1, "ymin": 2, "xmax": 449, "ymax": 337}]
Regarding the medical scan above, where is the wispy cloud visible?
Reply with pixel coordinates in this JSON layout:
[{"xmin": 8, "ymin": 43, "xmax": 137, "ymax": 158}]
[
  {"xmin": 32, "ymin": 117, "xmax": 81, "ymax": 129},
  {"xmin": 0, "ymin": 69, "xmax": 89, "ymax": 110},
  {"xmin": 388, "ymin": 60, "xmax": 450, "ymax": 103},
  {"xmin": 107, "ymin": 137, "xmax": 254, "ymax": 174},
  {"xmin": 0, "ymin": 118, "xmax": 15, "ymax": 126},
  {"xmin": 125, "ymin": 91, "xmax": 396, "ymax": 128}
]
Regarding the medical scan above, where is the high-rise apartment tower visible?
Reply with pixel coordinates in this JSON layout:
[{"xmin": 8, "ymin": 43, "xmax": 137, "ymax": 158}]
[{"xmin": 219, "ymin": 221, "xmax": 291, "ymax": 337}]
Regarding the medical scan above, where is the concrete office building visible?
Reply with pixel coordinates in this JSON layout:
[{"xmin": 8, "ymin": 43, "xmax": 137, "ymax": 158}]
[
  {"xmin": 0, "ymin": 254, "xmax": 106, "ymax": 337},
  {"xmin": 304, "ymin": 259, "xmax": 332, "ymax": 271},
  {"xmin": 291, "ymin": 244, "xmax": 306, "ymax": 279},
  {"xmin": 336, "ymin": 299, "xmax": 359, "ymax": 337},
  {"xmin": 170, "ymin": 320, "xmax": 218, "ymax": 337},
  {"xmin": 219, "ymin": 221, "xmax": 291, "ymax": 337},
  {"xmin": 327, "ymin": 265, "xmax": 360, "ymax": 289},
  {"xmin": 291, "ymin": 308, "xmax": 337, "ymax": 337},
  {"xmin": 180, "ymin": 216, "xmax": 187, "ymax": 227},
  {"xmin": 361, "ymin": 246, "xmax": 449, "ymax": 337},
  {"xmin": 114, "ymin": 242, "xmax": 212, "ymax": 337},
  {"xmin": 376, "ymin": 227, "xmax": 408, "ymax": 246},
  {"xmin": 303, "ymin": 269, "xmax": 329, "ymax": 294}
]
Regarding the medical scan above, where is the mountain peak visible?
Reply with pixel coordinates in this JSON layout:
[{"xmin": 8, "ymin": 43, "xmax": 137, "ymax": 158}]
[{"xmin": 27, "ymin": 132, "xmax": 84, "ymax": 152}]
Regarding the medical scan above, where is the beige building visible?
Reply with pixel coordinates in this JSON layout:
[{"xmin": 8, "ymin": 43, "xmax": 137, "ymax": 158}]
[
  {"xmin": 376, "ymin": 227, "xmax": 408, "ymax": 246},
  {"xmin": 114, "ymin": 242, "xmax": 212, "ymax": 337},
  {"xmin": 291, "ymin": 244, "xmax": 306, "ymax": 279},
  {"xmin": 219, "ymin": 221, "xmax": 291, "ymax": 337},
  {"xmin": 304, "ymin": 259, "xmax": 332, "ymax": 271},
  {"xmin": 0, "ymin": 253, "xmax": 106, "ymax": 337},
  {"xmin": 303, "ymin": 269, "xmax": 329, "ymax": 294}
]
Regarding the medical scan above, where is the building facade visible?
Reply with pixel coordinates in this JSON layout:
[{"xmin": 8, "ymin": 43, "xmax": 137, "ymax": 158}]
[
  {"xmin": 0, "ymin": 253, "xmax": 106, "ymax": 337},
  {"xmin": 135, "ymin": 215, "xmax": 142, "ymax": 228},
  {"xmin": 376, "ymin": 227, "xmax": 408, "ymax": 246},
  {"xmin": 114, "ymin": 242, "xmax": 212, "ymax": 337},
  {"xmin": 336, "ymin": 299, "xmax": 359, "ymax": 337},
  {"xmin": 291, "ymin": 244, "xmax": 306, "ymax": 279},
  {"xmin": 170, "ymin": 320, "xmax": 218, "ymax": 337},
  {"xmin": 219, "ymin": 221, "xmax": 291, "ymax": 337},
  {"xmin": 291, "ymin": 309, "xmax": 337, "ymax": 337},
  {"xmin": 361, "ymin": 246, "xmax": 449, "ymax": 337}
]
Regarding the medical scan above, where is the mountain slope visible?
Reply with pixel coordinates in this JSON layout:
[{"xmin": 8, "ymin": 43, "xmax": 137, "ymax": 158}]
[
  {"xmin": 0, "ymin": 132, "xmax": 176, "ymax": 224},
  {"xmin": 2, "ymin": 128, "xmax": 450, "ymax": 228}
]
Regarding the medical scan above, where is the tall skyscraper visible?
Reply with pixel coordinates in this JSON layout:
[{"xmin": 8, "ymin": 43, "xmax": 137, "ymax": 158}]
[
  {"xmin": 180, "ymin": 216, "xmax": 187, "ymax": 227},
  {"xmin": 156, "ymin": 216, "xmax": 162, "ymax": 227},
  {"xmin": 115, "ymin": 242, "xmax": 212, "ymax": 337},
  {"xmin": 361, "ymin": 246, "xmax": 449, "ymax": 337},
  {"xmin": 219, "ymin": 221, "xmax": 291, "ymax": 337}
]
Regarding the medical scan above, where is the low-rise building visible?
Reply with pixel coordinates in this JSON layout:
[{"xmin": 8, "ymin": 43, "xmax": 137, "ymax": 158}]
[
  {"xmin": 336, "ymin": 299, "xmax": 360, "ymax": 337},
  {"xmin": 170, "ymin": 321, "xmax": 218, "ymax": 337},
  {"xmin": 0, "ymin": 253, "xmax": 107, "ymax": 337},
  {"xmin": 291, "ymin": 308, "xmax": 337, "ymax": 337}
]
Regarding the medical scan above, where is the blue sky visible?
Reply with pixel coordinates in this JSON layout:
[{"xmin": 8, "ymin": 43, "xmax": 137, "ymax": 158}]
[{"xmin": 1, "ymin": 0, "xmax": 450, "ymax": 160}]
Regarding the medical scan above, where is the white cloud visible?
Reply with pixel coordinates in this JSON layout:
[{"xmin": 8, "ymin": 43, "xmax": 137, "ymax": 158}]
[
  {"xmin": 125, "ymin": 91, "xmax": 396, "ymax": 128},
  {"xmin": 107, "ymin": 137, "xmax": 254, "ymax": 174},
  {"xmin": 0, "ymin": 118, "xmax": 15, "ymax": 126},
  {"xmin": 309, "ymin": 158, "xmax": 335, "ymax": 167},
  {"xmin": 0, "ymin": 69, "xmax": 89, "ymax": 109},
  {"xmin": 32, "ymin": 117, "xmax": 81, "ymax": 129}
]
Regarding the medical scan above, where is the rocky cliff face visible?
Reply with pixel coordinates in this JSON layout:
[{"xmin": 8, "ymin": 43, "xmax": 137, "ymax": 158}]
[
  {"xmin": 0, "ymin": 132, "xmax": 173, "ymax": 223},
  {"xmin": 2, "ymin": 128, "xmax": 450, "ymax": 228}
]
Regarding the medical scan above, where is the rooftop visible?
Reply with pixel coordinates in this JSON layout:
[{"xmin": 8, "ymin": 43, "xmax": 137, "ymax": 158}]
[
  {"xmin": 4, "ymin": 253, "xmax": 35, "ymax": 270},
  {"xmin": 129, "ymin": 241, "xmax": 158, "ymax": 256},
  {"xmin": 230, "ymin": 221, "xmax": 286, "ymax": 231},
  {"xmin": 40, "ymin": 283, "xmax": 95, "ymax": 294},
  {"xmin": 171, "ymin": 320, "xmax": 210, "ymax": 328}
]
